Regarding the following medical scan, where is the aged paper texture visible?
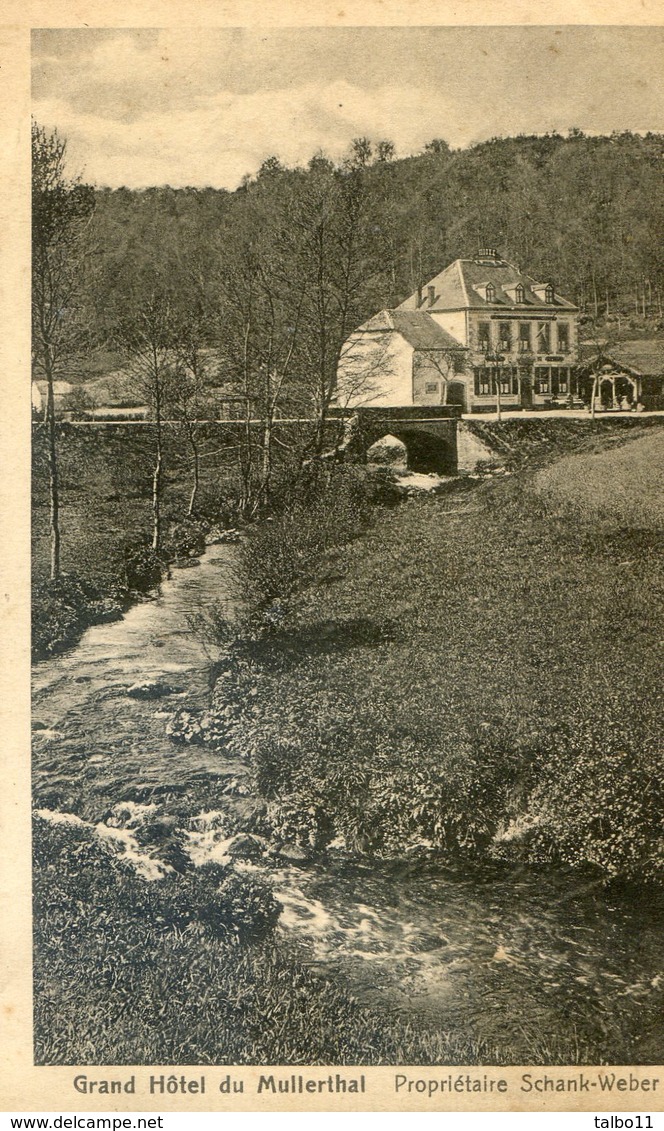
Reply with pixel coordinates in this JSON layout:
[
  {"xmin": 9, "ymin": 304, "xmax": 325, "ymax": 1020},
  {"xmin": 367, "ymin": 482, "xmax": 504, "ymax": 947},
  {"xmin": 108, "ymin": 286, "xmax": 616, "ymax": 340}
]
[{"xmin": 2, "ymin": 0, "xmax": 664, "ymax": 1114}]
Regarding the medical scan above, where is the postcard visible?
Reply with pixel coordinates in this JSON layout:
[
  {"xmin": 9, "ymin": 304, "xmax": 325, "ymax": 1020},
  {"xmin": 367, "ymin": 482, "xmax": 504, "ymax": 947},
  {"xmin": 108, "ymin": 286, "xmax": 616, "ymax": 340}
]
[{"xmin": 1, "ymin": 0, "xmax": 663, "ymax": 1114}]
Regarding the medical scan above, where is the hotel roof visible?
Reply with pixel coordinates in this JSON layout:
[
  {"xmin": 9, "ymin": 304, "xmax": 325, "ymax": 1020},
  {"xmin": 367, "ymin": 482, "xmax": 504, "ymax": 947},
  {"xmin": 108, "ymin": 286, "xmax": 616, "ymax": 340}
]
[{"xmin": 398, "ymin": 256, "xmax": 578, "ymax": 313}]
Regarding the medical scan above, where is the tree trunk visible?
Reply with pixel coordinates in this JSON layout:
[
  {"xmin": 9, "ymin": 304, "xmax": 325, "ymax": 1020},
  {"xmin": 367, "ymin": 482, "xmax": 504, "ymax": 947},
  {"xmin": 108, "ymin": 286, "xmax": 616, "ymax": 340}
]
[
  {"xmin": 45, "ymin": 368, "xmax": 61, "ymax": 580},
  {"xmin": 314, "ymin": 411, "xmax": 327, "ymax": 456},
  {"xmin": 239, "ymin": 324, "xmax": 254, "ymax": 516},
  {"xmin": 238, "ymin": 405, "xmax": 253, "ymax": 516},
  {"xmin": 188, "ymin": 448, "xmax": 199, "ymax": 517},
  {"xmin": 152, "ymin": 443, "xmax": 162, "ymax": 552},
  {"xmin": 152, "ymin": 374, "xmax": 163, "ymax": 551},
  {"xmin": 313, "ymin": 375, "xmax": 329, "ymax": 455},
  {"xmin": 592, "ymin": 276, "xmax": 599, "ymax": 319},
  {"xmin": 186, "ymin": 421, "xmax": 200, "ymax": 517},
  {"xmin": 260, "ymin": 419, "xmax": 273, "ymax": 506}
]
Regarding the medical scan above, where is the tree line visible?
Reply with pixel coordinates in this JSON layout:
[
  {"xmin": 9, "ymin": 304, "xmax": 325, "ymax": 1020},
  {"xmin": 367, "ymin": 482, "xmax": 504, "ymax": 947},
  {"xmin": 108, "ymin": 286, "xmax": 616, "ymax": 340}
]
[{"xmin": 86, "ymin": 128, "xmax": 664, "ymax": 325}]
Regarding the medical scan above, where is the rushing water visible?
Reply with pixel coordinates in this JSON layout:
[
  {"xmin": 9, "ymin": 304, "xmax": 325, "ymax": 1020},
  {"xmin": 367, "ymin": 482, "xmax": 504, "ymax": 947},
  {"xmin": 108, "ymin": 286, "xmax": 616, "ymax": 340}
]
[
  {"xmin": 32, "ymin": 542, "xmax": 664, "ymax": 1063},
  {"xmin": 32, "ymin": 544, "xmax": 244, "ymax": 819}
]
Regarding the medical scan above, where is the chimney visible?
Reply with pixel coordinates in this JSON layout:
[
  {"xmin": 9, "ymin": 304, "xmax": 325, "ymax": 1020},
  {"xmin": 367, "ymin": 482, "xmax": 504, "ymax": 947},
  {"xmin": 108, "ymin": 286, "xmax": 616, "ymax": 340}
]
[
  {"xmin": 428, "ymin": 285, "xmax": 436, "ymax": 306},
  {"xmin": 417, "ymin": 283, "xmax": 423, "ymax": 307}
]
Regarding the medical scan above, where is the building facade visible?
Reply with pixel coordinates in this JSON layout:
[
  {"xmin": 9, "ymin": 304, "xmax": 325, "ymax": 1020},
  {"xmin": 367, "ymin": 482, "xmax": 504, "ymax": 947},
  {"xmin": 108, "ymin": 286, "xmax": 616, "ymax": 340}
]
[{"xmin": 339, "ymin": 250, "xmax": 580, "ymax": 413}]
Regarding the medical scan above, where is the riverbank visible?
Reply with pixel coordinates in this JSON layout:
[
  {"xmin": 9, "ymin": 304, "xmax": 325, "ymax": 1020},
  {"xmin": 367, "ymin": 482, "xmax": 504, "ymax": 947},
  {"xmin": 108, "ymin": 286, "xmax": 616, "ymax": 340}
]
[
  {"xmin": 32, "ymin": 421, "xmax": 664, "ymax": 1065},
  {"xmin": 34, "ymin": 813, "xmax": 500, "ymax": 1066},
  {"xmin": 31, "ymin": 515, "xmax": 239, "ymax": 661},
  {"xmin": 32, "ymin": 537, "xmax": 496, "ymax": 1067},
  {"xmin": 216, "ymin": 425, "xmax": 663, "ymax": 887},
  {"xmin": 31, "ymin": 421, "xmax": 249, "ymax": 659}
]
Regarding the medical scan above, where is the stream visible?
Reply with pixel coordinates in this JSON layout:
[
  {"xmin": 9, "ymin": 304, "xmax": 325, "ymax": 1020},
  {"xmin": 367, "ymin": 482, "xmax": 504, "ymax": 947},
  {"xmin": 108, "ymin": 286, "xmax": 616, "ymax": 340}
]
[{"xmin": 32, "ymin": 542, "xmax": 664, "ymax": 1064}]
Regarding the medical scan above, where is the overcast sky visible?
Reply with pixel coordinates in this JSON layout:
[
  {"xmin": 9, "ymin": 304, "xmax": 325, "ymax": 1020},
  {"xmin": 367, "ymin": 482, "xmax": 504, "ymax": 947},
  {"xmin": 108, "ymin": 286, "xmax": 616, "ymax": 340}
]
[{"xmin": 32, "ymin": 26, "xmax": 664, "ymax": 189}]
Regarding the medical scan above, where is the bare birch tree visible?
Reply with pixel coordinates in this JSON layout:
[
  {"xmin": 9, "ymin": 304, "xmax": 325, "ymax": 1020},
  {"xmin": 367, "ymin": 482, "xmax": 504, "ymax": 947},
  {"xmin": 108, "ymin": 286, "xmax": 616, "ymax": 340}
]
[
  {"xmin": 214, "ymin": 209, "xmax": 307, "ymax": 515},
  {"xmin": 289, "ymin": 145, "xmax": 383, "ymax": 453},
  {"xmin": 32, "ymin": 122, "xmax": 94, "ymax": 579},
  {"xmin": 170, "ymin": 277, "xmax": 218, "ymax": 516},
  {"xmin": 118, "ymin": 288, "xmax": 175, "ymax": 550}
]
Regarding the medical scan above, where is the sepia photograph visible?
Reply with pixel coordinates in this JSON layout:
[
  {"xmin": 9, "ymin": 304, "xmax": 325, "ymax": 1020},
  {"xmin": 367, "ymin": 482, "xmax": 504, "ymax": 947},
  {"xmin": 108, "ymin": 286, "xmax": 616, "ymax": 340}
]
[{"xmin": 15, "ymin": 8, "xmax": 664, "ymax": 1104}]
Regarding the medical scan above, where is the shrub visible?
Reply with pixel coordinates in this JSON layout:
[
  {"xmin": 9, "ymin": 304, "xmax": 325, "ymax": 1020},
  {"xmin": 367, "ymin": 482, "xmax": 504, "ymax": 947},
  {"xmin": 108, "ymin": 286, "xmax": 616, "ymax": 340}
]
[
  {"xmin": 164, "ymin": 518, "xmax": 209, "ymax": 559},
  {"xmin": 122, "ymin": 541, "xmax": 164, "ymax": 592},
  {"xmin": 33, "ymin": 815, "xmax": 280, "ymax": 943},
  {"xmin": 32, "ymin": 574, "xmax": 103, "ymax": 659},
  {"xmin": 364, "ymin": 466, "xmax": 410, "ymax": 506},
  {"xmin": 237, "ymin": 465, "xmax": 371, "ymax": 606},
  {"xmin": 186, "ymin": 601, "xmax": 241, "ymax": 653},
  {"xmin": 130, "ymin": 868, "xmax": 281, "ymax": 942},
  {"xmin": 523, "ymin": 701, "xmax": 664, "ymax": 883},
  {"xmin": 213, "ymin": 872, "xmax": 282, "ymax": 941},
  {"xmin": 226, "ymin": 694, "xmax": 526, "ymax": 860},
  {"xmin": 193, "ymin": 488, "xmax": 245, "ymax": 528},
  {"xmin": 267, "ymin": 790, "xmax": 337, "ymax": 853}
]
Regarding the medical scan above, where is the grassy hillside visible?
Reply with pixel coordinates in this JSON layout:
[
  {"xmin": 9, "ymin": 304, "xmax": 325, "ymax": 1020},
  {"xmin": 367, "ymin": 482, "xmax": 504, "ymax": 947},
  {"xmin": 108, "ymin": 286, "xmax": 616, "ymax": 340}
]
[
  {"xmin": 534, "ymin": 431, "xmax": 664, "ymax": 528},
  {"xmin": 217, "ymin": 423, "xmax": 664, "ymax": 884},
  {"xmin": 463, "ymin": 414, "xmax": 664, "ymax": 471}
]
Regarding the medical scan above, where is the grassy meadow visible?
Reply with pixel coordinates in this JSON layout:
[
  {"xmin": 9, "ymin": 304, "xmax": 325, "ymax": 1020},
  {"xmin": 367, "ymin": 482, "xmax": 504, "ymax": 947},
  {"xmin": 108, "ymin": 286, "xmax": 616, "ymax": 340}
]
[{"xmin": 220, "ymin": 423, "xmax": 664, "ymax": 883}]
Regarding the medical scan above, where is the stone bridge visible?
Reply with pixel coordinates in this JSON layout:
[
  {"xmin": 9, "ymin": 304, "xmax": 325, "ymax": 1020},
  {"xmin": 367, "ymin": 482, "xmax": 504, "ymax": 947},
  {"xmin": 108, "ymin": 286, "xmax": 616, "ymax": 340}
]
[
  {"xmin": 51, "ymin": 407, "xmax": 486, "ymax": 476},
  {"xmin": 329, "ymin": 405, "xmax": 463, "ymax": 475}
]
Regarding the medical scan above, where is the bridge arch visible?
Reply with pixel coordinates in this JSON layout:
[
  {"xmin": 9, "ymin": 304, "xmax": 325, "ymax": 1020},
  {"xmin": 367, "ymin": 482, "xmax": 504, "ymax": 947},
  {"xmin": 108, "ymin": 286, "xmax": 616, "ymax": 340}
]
[
  {"xmin": 364, "ymin": 425, "xmax": 456, "ymax": 475},
  {"xmin": 331, "ymin": 405, "xmax": 460, "ymax": 474}
]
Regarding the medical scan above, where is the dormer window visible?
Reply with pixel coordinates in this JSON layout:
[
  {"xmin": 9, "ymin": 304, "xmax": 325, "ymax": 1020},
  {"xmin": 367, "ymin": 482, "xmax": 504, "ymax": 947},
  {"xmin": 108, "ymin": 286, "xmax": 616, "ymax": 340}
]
[
  {"xmin": 485, "ymin": 283, "xmax": 496, "ymax": 303},
  {"xmin": 515, "ymin": 283, "xmax": 526, "ymax": 304},
  {"xmin": 545, "ymin": 284, "xmax": 555, "ymax": 304}
]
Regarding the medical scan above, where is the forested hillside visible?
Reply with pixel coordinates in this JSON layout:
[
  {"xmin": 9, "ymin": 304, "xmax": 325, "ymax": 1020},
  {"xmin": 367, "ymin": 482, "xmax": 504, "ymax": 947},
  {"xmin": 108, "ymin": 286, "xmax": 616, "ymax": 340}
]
[{"xmin": 84, "ymin": 129, "xmax": 664, "ymax": 353}]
